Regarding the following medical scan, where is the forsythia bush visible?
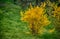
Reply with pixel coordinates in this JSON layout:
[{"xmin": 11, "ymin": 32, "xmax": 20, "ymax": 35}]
[
  {"xmin": 20, "ymin": 3, "xmax": 51, "ymax": 34},
  {"xmin": 53, "ymin": 5, "xmax": 60, "ymax": 32},
  {"xmin": 45, "ymin": 0, "xmax": 60, "ymax": 32}
]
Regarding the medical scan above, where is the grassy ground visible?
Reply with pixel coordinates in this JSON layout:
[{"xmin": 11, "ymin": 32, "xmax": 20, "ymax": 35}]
[{"xmin": 0, "ymin": 2, "xmax": 60, "ymax": 39}]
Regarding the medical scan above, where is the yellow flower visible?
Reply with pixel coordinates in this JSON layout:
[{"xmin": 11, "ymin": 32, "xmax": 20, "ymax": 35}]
[
  {"xmin": 48, "ymin": 28, "xmax": 55, "ymax": 33},
  {"xmin": 40, "ymin": 2, "xmax": 46, "ymax": 8},
  {"xmin": 53, "ymin": 6, "xmax": 60, "ymax": 20}
]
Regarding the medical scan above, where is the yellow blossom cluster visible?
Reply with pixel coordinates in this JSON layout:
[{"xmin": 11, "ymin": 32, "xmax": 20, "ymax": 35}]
[
  {"xmin": 52, "ymin": 4, "xmax": 60, "ymax": 32},
  {"xmin": 53, "ymin": 7, "xmax": 60, "ymax": 18},
  {"xmin": 20, "ymin": 4, "xmax": 50, "ymax": 34},
  {"xmin": 21, "ymin": 6, "xmax": 50, "ymax": 26}
]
